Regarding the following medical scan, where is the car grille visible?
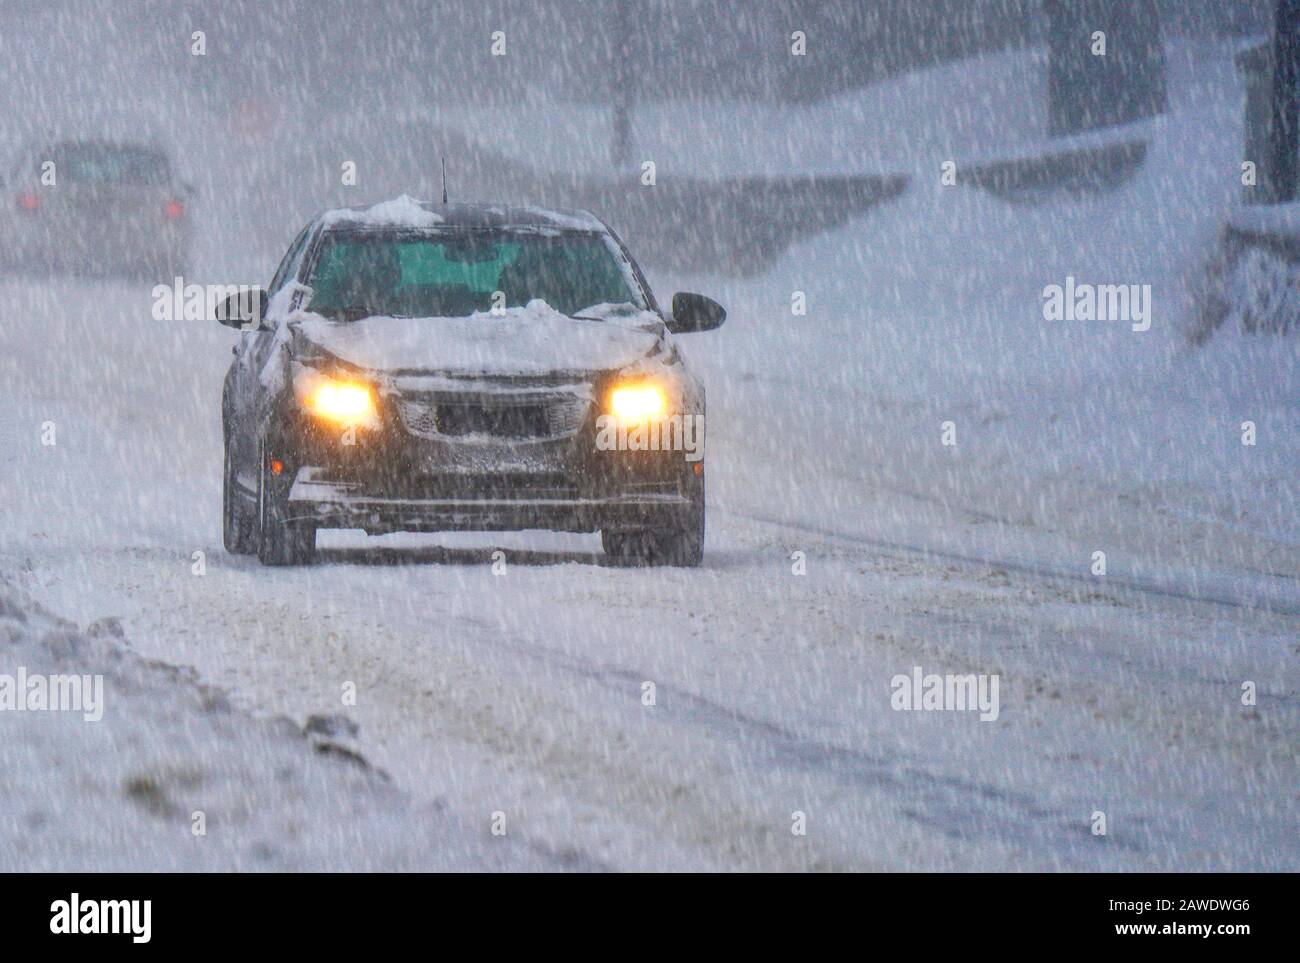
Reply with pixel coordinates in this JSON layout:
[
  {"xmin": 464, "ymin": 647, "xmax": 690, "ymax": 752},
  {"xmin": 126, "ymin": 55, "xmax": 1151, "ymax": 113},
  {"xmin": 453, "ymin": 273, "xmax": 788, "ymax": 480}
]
[{"xmin": 397, "ymin": 395, "xmax": 587, "ymax": 440}]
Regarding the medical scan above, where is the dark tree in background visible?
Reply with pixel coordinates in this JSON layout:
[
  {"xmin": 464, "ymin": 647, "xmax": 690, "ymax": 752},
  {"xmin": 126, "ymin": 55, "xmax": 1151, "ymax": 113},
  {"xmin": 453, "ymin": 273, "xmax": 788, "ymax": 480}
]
[
  {"xmin": 1268, "ymin": 0, "xmax": 1300, "ymax": 202},
  {"xmin": 1046, "ymin": 0, "xmax": 1167, "ymax": 136}
]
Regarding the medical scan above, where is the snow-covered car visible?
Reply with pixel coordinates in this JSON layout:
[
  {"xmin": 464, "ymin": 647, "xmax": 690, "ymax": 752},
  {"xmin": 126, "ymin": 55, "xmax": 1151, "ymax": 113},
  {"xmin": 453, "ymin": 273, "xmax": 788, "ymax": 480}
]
[
  {"xmin": 0, "ymin": 139, "xmax": 192, "ymax": 278},
  {"xmin": 218, "ymin": 197, "xmax": 726, "ymax": 567}
]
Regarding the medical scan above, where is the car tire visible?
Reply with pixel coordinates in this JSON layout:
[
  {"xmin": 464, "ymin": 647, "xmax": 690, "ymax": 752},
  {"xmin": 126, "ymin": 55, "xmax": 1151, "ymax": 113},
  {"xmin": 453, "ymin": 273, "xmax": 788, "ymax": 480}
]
[
  {"xmin": 163, "ymin": 246, "xmax": 187, "ymax": 281},
  {"xmin": 601, "ymin": 475, "xmax": 704, "ymax": 568},
  {"xmin": 222, "ymin": 436, "xmax": 257, "ymax": 555},
  {"xmin": 256, "ymin": 440, "xmax": 316, "ymax": 566}
]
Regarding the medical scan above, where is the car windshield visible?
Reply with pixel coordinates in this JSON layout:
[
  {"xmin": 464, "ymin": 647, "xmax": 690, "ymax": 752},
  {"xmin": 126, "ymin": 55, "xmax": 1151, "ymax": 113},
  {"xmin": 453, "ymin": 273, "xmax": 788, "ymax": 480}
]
[
  {"xmin": 306, "ymin": 230, "xmax": 644, "ymax": 320},
  {"xmin": 44, "ymin": 144, "xmax": 170, "ymax": 185}
]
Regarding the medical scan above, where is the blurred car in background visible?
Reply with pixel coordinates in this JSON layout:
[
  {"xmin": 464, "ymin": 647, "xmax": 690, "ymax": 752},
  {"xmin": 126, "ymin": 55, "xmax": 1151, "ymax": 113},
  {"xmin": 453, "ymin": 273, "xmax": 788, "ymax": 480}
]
[{"xmin": 0, "ymin": 139, "xmax": 192, "ymax": 279}]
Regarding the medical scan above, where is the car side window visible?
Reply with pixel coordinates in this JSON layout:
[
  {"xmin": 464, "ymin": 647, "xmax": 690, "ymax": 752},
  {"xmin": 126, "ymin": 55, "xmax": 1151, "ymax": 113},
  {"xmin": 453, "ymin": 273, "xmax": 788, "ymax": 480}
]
[{"xmin": 267, "ymin": 224, "xmax": 313, "ymax": 296}]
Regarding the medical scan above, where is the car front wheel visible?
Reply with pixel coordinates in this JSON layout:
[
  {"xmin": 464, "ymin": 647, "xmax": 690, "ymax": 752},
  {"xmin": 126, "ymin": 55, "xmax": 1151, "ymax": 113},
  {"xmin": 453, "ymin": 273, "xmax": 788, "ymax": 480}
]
[
  {"xmin": 602, "ymin": 475, "xmax": 705, "ymax": 568},
  {"xmin": 256, "ymin": 440, "xmax": 316, "ymax": 566},
  {"xmin": 222, "ymin": 436, "xmax": 257, "ymax": 555}
]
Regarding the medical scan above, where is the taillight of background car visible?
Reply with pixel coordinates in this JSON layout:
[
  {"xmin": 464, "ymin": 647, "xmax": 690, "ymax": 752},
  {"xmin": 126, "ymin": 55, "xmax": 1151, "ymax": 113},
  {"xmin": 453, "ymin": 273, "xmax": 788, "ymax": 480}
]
[
  {"xmin": 16, "ymin": 192, "xmax": 39, "ymax": 212},
  {"xmin": 164, "ymin": 199, "xmax": 185, "ymax": 220}
]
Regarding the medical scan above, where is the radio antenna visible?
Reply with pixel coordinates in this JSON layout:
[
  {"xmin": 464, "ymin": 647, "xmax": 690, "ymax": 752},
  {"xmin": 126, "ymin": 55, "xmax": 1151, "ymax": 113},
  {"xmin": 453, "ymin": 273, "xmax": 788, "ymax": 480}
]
[{"xmin": 441, "ymin": 156, "xmax": 448, "ymax": 205}]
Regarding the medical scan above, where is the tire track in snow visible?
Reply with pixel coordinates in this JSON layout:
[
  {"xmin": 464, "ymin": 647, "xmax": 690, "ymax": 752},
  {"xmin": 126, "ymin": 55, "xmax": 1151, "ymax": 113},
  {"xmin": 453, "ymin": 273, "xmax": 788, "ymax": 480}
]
[
  {"xmin": 727, "ymin": 509, "xmax": 1300, "ymax": 618},
  {"xmin": 461, "ymin": 630, "xmax": 1149, "ymax": 862}
]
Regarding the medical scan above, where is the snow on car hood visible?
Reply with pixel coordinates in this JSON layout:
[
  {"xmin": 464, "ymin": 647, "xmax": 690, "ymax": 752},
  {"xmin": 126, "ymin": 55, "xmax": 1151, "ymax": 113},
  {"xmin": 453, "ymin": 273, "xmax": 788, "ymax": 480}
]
[{"xmin": 292, "ymin": 299, "xmax": 664, "ymax": 375}]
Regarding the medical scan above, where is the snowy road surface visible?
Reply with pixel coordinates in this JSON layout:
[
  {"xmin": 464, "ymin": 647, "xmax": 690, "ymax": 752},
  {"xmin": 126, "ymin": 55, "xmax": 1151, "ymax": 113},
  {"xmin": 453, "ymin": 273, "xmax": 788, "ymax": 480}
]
[{"xmin": 0, "ymin": 270, "xmax": 1294, "ymax": 871}]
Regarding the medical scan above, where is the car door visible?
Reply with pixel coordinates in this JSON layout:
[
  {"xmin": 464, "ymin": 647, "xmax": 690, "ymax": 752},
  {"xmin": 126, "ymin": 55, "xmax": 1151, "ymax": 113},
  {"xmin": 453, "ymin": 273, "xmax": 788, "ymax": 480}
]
[{"xmin": 229, "ymin": 221, "xmax": 316, "ymax": 485}]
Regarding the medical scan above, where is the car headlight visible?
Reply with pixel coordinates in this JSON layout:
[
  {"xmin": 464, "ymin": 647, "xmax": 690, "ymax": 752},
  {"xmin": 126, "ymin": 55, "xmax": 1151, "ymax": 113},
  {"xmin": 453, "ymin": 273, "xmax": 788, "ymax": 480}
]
[
  {"xmin": 294, "ymin": 367, "xmax": 378, "ymax": 428},
  {"xmin": 609, "ymin": 383, "xmax": 666, "ymax": 422}
]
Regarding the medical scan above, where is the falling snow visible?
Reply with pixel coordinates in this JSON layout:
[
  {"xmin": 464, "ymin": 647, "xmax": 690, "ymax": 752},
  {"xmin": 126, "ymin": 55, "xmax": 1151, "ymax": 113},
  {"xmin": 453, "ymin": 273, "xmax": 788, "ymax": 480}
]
[{"xmin": 0, "ymin": 1, "xmax": 1295, "ymax": 872}]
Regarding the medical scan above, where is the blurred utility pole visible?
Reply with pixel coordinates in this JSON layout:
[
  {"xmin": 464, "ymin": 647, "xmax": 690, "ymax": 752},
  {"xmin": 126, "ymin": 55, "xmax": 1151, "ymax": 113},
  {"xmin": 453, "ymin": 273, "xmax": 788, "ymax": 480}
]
[
  {"xmin": 1045, "ymin": 0, "xmax": 1167, "ymax": 136},
  {"xmin": 1268, "ymin": 0, "xmax": 1300, "ymax": 201},
  {"xmin": 610, "ymin": 0, "xmax": 634, "ymax": 171}
]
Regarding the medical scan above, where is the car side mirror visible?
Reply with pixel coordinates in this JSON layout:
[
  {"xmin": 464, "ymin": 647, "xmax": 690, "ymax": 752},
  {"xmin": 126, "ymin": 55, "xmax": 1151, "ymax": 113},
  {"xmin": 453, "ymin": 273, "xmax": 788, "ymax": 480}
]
[
  {"xmin": 215, "ymin": 288, "xmax": 269, "ymax": 330},
  {"xmin": 666, "ymin": 292, "xmax": 726, "ymax": 333},
  {"xmin": 183, "ymin": 181, "xmax": 197, "ymax": 198}
]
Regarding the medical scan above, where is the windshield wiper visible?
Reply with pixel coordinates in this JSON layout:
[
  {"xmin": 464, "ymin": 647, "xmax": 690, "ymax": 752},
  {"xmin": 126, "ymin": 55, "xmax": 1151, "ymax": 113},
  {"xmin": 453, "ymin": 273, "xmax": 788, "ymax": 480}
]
[
  {"xmin": 326, "ymin": 309, "xmax": 408, "ymax": 321},
  {"xmin": 571, "ymin": 301, "xmax": 639, "ymax": 322}
]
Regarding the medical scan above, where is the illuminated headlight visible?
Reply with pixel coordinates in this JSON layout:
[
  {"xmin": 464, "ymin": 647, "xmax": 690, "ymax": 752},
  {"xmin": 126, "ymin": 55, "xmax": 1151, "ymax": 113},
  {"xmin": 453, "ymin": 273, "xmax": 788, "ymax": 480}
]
[
  {"xmin": 609, "ymin": 383, "xmax": 666, "ymax": 422},
  {"xmin": 294, "ymin": 367, "xmax": 378, "ymax": 428}
]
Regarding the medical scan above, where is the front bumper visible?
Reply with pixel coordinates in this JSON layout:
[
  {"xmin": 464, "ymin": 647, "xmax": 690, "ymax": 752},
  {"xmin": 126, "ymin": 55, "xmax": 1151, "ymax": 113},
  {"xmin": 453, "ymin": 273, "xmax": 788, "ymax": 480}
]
[
  {"xmin": 286, "ymin": 467, "xmax": 695, "ymax": 533},
  {"xmin": 271, "ymin": 368, "xmax": 703, "ymax": 535}
]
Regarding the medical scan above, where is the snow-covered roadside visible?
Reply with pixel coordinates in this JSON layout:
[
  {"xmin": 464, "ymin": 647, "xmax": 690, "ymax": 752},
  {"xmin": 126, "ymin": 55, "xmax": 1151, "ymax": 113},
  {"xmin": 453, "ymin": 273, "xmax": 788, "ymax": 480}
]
[
  {"xmin": 654, "ymin": 37, "xmax": 1297, "ymax": 616},
  {"xmin": 0, "ymin": 577, "xmax": 563, "ymax": 871}
]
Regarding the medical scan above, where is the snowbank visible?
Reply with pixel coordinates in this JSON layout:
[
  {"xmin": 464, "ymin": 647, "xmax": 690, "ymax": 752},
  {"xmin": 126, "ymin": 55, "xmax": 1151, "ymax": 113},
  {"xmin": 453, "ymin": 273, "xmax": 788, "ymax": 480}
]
[
  {"xmin": 653, "ymin": 36, "xmax": 1299, "ymax": 592},
  {"xmin": 1225, "ymin": 200, "xmax": 1300, "ymax": 239},
  {"xmin": 0, "ymin": 578, "xmax": 559, "ymax": 871}
]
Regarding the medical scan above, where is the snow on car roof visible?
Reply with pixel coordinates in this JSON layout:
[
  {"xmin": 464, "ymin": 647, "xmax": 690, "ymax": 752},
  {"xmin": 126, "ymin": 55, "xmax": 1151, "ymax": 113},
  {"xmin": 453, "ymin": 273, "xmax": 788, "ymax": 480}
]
[
  {"xmin": 318, "ymin": 194, "xmax": 604, "ymax": 232},
  {"xmin": 320, "ymin": 194, "xmax": 443, "ymax": 228}
]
